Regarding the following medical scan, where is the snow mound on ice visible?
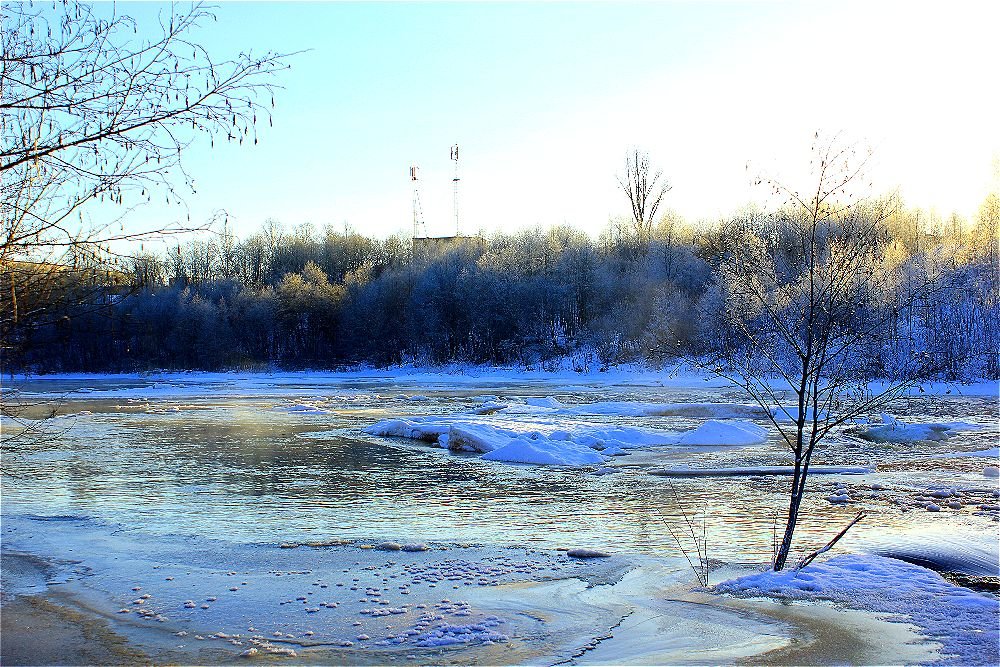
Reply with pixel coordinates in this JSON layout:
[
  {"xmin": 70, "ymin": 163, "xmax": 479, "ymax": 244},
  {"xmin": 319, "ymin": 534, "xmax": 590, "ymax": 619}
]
[
  {"xmin": 570, "ymin": 425, "xmax": 681, "ymax": 450},
  {"xmin": 481, "ymin": 437, "xmax": 604, "ymax": 466},
  {"xmin": 411, "ymin": 618, "xmax": 508, "ymax": 647},
  {"xmin": 716, "ymin": 554, "xmax": 999, "ymax": 666},
  {"xmin": 858, "ymin": 415, "xmax": 981, "ymax": 443},
  {"xmin": 676, "ymin": 420, "xmax": 768, "ymax": 446},
  {"xmin": 364, "ymin": 408, "xmax": 775, "ymax": 467},
  {"xmin": 363, "ymin": 415, "xmax": 689, "ymax": 466},
  {"xmin": 445, "ymin": 423, "xmax": 511, "ymax": 453}
]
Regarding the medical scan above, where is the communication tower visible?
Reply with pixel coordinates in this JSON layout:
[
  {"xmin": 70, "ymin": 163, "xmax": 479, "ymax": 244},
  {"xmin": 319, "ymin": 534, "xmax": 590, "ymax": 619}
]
[
  {"xmin": 410, "ymin": 164, "xmax": 427, "ymax": 239},
  {"xmin": 450, "ymin": 144, "xmax": 460, "ymax": 236}
]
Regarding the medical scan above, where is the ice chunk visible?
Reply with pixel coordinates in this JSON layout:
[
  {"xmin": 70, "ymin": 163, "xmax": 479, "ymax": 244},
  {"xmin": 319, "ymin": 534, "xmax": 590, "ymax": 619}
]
[
  {"xmin": 677, "ymin": 420, "xmax": 768, "ymax": 446},
  {"xmin": 363, "ymin": 418, "xmax": 451, "ymax": 443},
  {"xmin": 858, "ymin": 415, "xmax": 980, "ymax": 443},
  {"xmin": 446, "ymin": 423, "xmax": 511, "ymax": 453},
  {"xmin": 482, "ymin": 438, "xmax": 604, "ymax": 466},
  {"xmin": 468, "ymin": 402, "xmax": 507, "ymax": 415}
]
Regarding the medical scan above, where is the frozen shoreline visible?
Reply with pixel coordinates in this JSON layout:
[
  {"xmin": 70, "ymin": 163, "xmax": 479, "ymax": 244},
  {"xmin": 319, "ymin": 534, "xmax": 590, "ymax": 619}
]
[{"xmin": 0, "ymin": 512, "xmax": 959, "ymax": 666}]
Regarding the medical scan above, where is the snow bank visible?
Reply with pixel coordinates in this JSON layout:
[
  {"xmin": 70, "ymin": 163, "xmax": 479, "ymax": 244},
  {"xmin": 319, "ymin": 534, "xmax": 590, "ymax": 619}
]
[
  {"xmin": 858, "ymin": 415, "xmax": 982, "ymax": 443},
  {"xmin": 676, "ymin": 420, "xmax": 768, "ymax": 446},
  {"xmin": 716, "ymin": 554, "xmax": 999, "ymax": 666}
]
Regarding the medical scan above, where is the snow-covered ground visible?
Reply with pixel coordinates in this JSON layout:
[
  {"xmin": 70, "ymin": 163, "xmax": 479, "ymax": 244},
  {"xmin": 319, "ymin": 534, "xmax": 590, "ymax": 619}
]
[{"xmin": 717, "ymin": 554, "xmax": 999, "ymax": 665}]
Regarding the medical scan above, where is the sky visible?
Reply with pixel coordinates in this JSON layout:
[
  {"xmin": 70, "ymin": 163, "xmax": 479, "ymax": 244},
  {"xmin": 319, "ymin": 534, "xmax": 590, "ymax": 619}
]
[{"xmin": 105, "ymin": 1, "xmax": 1000, "ymax": 242}]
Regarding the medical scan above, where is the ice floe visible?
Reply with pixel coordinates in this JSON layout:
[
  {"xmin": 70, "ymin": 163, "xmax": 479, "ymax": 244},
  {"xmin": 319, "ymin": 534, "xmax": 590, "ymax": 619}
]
[
  {"xmin": 365, "ymin": 416, "xmax": 686, "ymax": 466},
  {"xmin": 364, "ymin": 406, "xmax": 773, "ymax": 466},
  {"xmin": 857, "ymin": 414, "xmax": 981, "ymax": 443}
]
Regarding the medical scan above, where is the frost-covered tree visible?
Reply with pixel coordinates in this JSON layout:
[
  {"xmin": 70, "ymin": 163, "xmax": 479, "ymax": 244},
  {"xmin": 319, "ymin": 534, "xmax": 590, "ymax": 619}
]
[
  {"xmin": 617, "ymin": 149, "xmax": 671, "ymax": 245},
  {"xmin": 713, "ymin": 136, "xmax": 921, "ymax": 571}
]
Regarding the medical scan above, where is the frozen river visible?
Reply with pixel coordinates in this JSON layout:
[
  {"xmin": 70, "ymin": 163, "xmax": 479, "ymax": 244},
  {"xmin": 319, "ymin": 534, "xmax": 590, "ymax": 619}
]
[
  {"xmin": 3, "ymin": 371, "xmax": 997, "ymax": 559},
  {"xmin": 2, "ymin": 370, "xmax": 998, "ymax": 664}
]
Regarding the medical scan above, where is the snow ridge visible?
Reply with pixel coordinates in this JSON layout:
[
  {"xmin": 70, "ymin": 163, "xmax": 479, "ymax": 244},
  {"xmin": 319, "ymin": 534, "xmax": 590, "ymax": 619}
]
[{"xmin": 716, "ymin": 554, "xmax": 999, "ymax": 666}]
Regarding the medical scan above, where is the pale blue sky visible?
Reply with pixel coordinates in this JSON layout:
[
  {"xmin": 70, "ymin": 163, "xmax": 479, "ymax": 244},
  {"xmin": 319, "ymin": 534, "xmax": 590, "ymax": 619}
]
[{"xmin": 109, "ymin": 1, "xmax": 998, "ymax": 241}]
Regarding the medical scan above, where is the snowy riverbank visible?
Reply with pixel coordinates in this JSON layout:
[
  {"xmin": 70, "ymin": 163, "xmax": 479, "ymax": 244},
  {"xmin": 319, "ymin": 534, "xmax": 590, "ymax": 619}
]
[{"xmin": 5, "ymin": 513, "xmax": 989, "ymax": 665}]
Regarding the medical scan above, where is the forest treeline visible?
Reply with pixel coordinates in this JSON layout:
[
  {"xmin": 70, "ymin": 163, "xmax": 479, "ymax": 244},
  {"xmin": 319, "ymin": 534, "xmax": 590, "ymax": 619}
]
[{"xmin": 6, "ymin": 195, "xmax": 999, "ymax": 379}]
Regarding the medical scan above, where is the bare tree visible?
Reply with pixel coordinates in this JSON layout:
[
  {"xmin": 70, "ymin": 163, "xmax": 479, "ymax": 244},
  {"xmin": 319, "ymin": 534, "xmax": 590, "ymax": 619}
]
[
  {"xmin": 617, "ymin": 149, "xmax": 671, "ymax": 245},
  {"xmin": 1, "ymin": 0, "xmax": 292, "ymax": 346},
  {"xmin": 709, "ymin": 135, "xmax": 920, "ymax": 571}
]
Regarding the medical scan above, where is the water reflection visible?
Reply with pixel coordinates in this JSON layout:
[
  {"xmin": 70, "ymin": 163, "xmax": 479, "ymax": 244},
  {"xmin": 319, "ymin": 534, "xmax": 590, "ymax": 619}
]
[{"xmin": 2, "ymin": 381, "xmax": 996, "ymax": 563}]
